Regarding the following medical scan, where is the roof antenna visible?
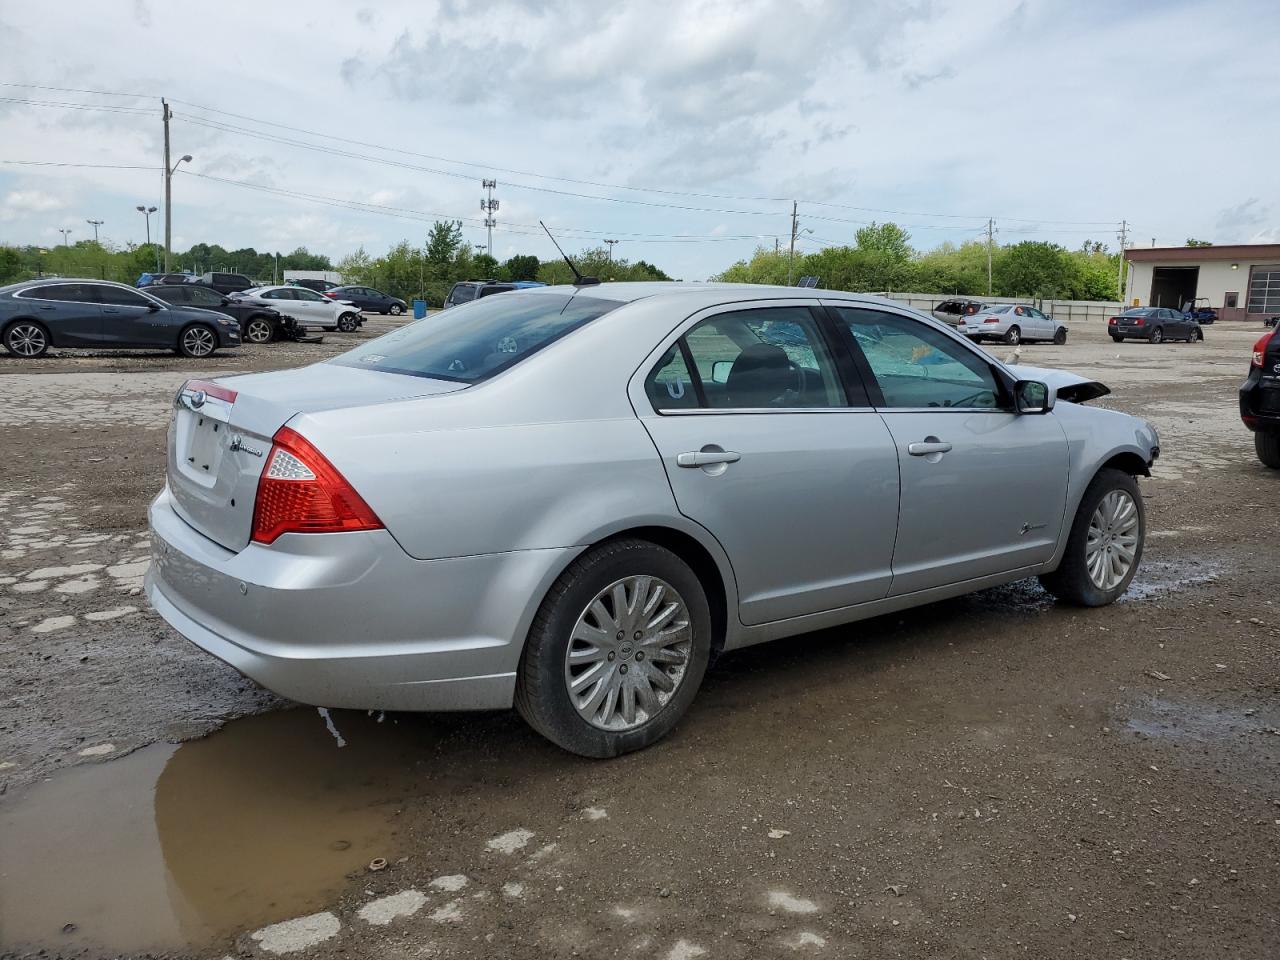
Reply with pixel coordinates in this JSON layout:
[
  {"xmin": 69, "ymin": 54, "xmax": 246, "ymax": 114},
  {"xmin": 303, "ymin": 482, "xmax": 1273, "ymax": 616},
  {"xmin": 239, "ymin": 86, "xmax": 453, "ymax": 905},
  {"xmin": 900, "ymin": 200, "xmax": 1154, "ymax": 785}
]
[{"xmin": 540, "ymin": 220, "xmax": 600, "ymax": 286}]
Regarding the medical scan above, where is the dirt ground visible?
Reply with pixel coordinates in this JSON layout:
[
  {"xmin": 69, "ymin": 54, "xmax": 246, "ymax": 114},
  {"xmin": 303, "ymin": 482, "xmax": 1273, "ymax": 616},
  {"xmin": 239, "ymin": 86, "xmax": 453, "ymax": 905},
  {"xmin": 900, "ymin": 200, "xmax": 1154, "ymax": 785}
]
[{"xmin": 0, "ymin": 314, "xmax": 1277, "ymax": 960}]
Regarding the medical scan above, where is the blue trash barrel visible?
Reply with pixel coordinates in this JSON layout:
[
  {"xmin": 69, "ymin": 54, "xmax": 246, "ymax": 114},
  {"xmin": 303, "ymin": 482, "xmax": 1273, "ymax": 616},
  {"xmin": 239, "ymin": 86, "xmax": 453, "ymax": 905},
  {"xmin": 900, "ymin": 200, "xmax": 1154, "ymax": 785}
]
[{"xmin": 412, "ymin": 299, "xmax": 428, "ymax": 319}]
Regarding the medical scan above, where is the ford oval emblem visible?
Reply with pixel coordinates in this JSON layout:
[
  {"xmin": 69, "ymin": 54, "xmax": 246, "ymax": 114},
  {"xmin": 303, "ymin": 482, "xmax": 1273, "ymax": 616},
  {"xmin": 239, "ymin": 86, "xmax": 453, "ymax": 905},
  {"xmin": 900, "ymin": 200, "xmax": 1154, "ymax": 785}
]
[{"xmin": 190, "ymin": 390, "xmax": 207, "ymax": 408}]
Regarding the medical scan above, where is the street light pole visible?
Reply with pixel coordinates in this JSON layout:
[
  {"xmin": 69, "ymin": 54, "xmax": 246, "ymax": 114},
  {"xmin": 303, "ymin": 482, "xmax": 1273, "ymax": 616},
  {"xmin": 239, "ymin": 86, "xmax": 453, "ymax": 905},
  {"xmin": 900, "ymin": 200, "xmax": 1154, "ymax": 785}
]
[
  {"xmin": 58, "ymin": 228, "xmax": 72, "ymax": 247},
  {"xmin": 86, "ymin": 219, "xmax": 103, "ymax": 244},
  {"xmin": 603, "ymin": 239, "xmax": 619, "ymax": 262},
  {"xmin": 161, "ymin": 98, "xmax": 192, "ymax": 273},
  {"xmin": 137, "ymin": 205, "xmax": 158, "ymax": 271}
]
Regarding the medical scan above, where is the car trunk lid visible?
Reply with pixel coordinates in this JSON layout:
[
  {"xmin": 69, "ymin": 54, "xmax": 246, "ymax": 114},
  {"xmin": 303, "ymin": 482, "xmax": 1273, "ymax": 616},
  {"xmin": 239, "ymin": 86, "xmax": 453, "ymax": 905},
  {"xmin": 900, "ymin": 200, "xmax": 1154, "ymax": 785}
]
[{"xmin": 166, "ymin": 364, "xmax": 465, "ymax": 552}]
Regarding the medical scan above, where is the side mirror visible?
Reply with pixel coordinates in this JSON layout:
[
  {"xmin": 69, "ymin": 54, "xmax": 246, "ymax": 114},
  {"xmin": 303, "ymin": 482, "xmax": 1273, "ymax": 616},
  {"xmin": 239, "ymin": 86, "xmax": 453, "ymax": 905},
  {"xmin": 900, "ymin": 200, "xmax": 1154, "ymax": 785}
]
[
  {"xmin": 1014, "ymin": 379, "xmax": 1054, "ymax": 415},
  {"xmin": 147, "ymin": 302, "xmax": 161, "ymax": 312},
  {"xmin": 711, "ymin": 360, "xmax": 733, "ymax": 384},
  {"xmin": 221, "ymin": 297, "xmax": 232, "ymax": 305}
]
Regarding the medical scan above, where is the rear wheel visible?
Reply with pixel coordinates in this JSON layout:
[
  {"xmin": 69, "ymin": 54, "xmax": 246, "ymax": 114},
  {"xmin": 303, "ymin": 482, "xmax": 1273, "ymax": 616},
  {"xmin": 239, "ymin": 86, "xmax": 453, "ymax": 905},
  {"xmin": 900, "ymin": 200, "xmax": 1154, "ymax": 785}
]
[
  {"xmin": 515, "ymin": 538, "xmax": 712, "ymax": 758},
  {"xmin": 177, "ymin": 324, "xmax": 218, "ymax": 358},
  {"xmin": 244, "ymin": 316, "xmax": 274, "ymax": 343},
  {"xmin": 1256, "ymin": 432, "xmax": 1280, "ymax": 469},
  {"xmin": 1039, "ymin": 469, "xmax": 1144, "ymax": 606},
  {"xmin": 1003, "ymin": 325, "xmax": 1021, "ymax": 345},
  {"xmin": 1149, "ymin": 326, "xmax": 1164, "ymax": 344},
  {"xmin": 3, "ymin": 320, "xmax": 50, "ymax": 358},
  {"xmin": 1110, "ymin": 334, "xmax": 1123, "ymax": 343},
  {"xmin": 336, "ymin": 313, "xmax": 360, "ymax": 333},
  {"xmin": 1053, "ymin": 327, "xmax": 1067, "ymax": 345}
]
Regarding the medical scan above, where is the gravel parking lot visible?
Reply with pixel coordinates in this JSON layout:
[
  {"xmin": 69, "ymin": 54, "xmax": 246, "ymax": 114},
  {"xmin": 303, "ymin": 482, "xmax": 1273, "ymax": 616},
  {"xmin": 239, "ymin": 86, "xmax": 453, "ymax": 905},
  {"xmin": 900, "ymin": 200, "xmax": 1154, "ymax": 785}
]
[{"xmin": 0, "ymin": 315, "xmax": 1277, "ymax": 960}]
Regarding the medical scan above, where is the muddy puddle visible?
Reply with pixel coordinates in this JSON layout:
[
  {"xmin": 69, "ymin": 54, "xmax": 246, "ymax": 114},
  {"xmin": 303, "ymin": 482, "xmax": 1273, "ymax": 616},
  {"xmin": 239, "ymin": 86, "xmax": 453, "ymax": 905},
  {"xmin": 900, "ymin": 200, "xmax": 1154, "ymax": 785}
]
[{"xmin": 0, "ymin": 708, "xmax": 429, "ymax": 953}]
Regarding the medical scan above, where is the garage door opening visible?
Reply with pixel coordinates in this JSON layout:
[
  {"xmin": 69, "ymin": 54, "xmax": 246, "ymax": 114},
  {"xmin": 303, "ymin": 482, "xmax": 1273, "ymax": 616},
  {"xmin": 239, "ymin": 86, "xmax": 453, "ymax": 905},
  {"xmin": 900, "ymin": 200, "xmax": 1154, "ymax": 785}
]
[{"xmin": 1150, "ymin": 266, "xmax": 1199, "ymax": 310}]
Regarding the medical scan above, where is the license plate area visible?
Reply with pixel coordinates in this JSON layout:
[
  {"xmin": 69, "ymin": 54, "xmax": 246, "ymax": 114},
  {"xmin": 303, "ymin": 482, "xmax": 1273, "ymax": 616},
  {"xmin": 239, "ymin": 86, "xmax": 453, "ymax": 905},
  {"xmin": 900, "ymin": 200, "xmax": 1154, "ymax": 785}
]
[{"xmin": 179, "ymin": 410, "xmax": 227, "ymax": 485}]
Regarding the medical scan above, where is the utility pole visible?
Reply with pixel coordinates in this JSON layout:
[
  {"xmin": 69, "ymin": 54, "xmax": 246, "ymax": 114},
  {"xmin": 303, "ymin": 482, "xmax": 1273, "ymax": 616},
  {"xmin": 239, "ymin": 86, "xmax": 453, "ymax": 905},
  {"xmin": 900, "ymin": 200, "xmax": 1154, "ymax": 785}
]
[
  {"xmin": 86, "ymin": 219, "xmax": 103, "ymax": 243},
  {"xmin": 58, "ymin": 228, "xmax": 72, "ymax": 247},
  {"xmin": 985, "ymin": 218, "xmax": 995, "ymax": 296},
  {"xmin": 480, "ymin": 179, "xmax": 498, "ymax": 257},
  {"xmin": 1116, "ymin": 219, "xmax": 1129, "ymax": 305},
  {"xmin": 603, "ymin": 239, "xmax": 619, "ymax": 261},
  {"xmin": 787, "ymin": 201, "xmax": 798, "ymax": 285},
  {"xmin": 162, "ymin": 98, "xmax": 172, "ymax": 271}
]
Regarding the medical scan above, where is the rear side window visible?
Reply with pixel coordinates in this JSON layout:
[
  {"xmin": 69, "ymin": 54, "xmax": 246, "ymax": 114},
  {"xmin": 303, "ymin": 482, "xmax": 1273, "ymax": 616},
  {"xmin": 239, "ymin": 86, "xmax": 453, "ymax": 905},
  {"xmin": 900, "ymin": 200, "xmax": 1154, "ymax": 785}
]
[
  {"xmin": 22, "ymin": 283, "xmax": 97, "ymax": 303},
  {"xmin": 333, "ymin": 292, "xmax": 622, "ymax": 383}
]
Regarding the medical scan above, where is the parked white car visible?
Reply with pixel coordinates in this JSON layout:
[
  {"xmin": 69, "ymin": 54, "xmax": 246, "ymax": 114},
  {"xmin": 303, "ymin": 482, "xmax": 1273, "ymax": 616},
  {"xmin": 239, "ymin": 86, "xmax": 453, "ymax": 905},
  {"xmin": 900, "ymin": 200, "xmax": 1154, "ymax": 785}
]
[
  {"xmin": 237, "ymin": 286, "xmax": 364, "ymax": 333},
  {"xmin": 961, "ymin": 303, "xmax": 1067, "ymax": 345}
]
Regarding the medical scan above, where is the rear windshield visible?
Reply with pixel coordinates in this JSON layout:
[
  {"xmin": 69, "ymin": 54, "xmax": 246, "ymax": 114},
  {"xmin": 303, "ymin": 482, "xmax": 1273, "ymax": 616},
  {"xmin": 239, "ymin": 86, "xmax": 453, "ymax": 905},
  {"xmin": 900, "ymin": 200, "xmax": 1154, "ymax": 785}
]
[
  {"xmin": 1120, "ymin": 308, "xmax": 1156, "ymax": 316},
  {"xmin": 985, "ymin": 304, "xmax": 1013, "ymax": 314},
  {"xmin": 331, "ymin": 292, "xmax": 623, "ymax": 383}
]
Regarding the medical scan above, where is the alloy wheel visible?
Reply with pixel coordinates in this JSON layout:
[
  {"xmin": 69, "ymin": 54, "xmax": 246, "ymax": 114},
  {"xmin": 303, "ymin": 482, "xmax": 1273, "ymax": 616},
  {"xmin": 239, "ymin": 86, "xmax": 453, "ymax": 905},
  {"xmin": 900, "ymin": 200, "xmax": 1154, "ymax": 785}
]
[
  {"xmin": 6, "ymin": 322, "xmax": 47, "ymax": 357},
  {"xmin": 246, "ymin": 318, "xmax": 273, "ymax": 343},
  {"xmin": 1085, "ymin": 490, "xmax": 1140, "ymax": 590},
  {"xmin": 183, "ymin": 326, "xmax": 215, "ymax": 357},
  {"xmin": 390, "ymin": 304, "xmax": 403, "ymax": 315},
  {"xmin": 338, "ymin": 314, "xmax": 359, "ymax": 332},
  {"xmin": 563, "ymin": 576, "xmax": 692, "ymax": 731}
]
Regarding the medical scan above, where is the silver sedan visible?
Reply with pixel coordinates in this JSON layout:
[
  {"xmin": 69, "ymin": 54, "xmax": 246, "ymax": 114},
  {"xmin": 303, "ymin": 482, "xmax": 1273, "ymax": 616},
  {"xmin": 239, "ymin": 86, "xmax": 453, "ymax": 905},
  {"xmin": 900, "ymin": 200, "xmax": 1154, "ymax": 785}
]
[{"xmin": 146, "ymin": 284, "xmax": 1158, "ymax": 757}]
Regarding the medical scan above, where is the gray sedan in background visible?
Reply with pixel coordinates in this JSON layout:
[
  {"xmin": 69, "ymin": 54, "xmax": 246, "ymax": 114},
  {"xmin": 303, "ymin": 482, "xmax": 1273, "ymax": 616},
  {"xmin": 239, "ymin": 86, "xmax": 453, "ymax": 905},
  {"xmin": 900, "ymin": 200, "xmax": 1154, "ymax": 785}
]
[
  {"xmin": 961, "ymin": 302, "xmax": 1068, "ymax": 344},
  {"xmin": 147, "ymin": 283, "xmax": 1158, "ymax": 757}
]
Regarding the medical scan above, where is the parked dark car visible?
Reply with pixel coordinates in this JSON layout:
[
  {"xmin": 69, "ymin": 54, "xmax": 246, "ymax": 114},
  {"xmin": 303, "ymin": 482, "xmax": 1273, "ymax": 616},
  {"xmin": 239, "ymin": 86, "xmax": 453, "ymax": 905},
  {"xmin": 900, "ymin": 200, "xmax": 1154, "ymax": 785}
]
[
  {"xmin": 1241, "ymin": 327, "xmax": 1280, "ymax": 468},
  {"xmin": 288, "ymin": 278, "xmax": 339, "ymax": 293},
  {"xmin": 197, "ymin": 271, "xmax": 255, "ymax": 295},
  {"xmin": 146, "ymin": 284, "xmax": 316, "ymax": 343},
  {"xmin": 443, "ymin": 280, "xmax": 546, "ymax": 308},
  {"xmin": 0, "ymin": 279, "xmax": 240, "ymax": 358},
  {"xmin": 1108, "ymin": 307, "xmax": 1203, "ymax": 343},
  {"xmin": 325, "ymin": 285, "xmax": 408, "ymax": 315}
]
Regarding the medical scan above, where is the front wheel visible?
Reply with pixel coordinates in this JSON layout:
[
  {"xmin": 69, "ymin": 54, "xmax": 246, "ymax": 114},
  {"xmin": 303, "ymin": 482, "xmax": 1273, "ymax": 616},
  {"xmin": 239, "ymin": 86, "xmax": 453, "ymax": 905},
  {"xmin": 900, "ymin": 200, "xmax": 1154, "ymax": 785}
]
[
  {"xmin": 1192, "ymin": 328, "xmax": 1203, "ymax": 342},
  {"xmin": 1257, "ymin": 432, "xmax": 1280, "ymax": 469},
  {"xmin": 3, "ymin": 320, "xmax": 50, "ymax": 358},
  {"xmin": 515, "ymin": 539, "xmax": 712, "ymax": 758},
  {"xmin": 336, "ymin": 313, "xmax": 360, "ymax": 333},
  {"xmin": 1039, "ymin": 469, "xmax": 1144, "ymax": 606},
  {"xmin": 1003, "ymin": 325, "xmax": 1021, "ymax": 345},
  {"xmin": 389, "ymin": 303, "xmax": 403, "ymax": 316},
  {"xmin": 178, "ymin": 324, "xmax": 218, "ymax": 358},
  {"xmin": 1053, "ymin": 327, "xmax": 1067, "ymax": 345},
  {"xmin": 244, "ymin": 317, "xmax": 274, "ymax": 343}
]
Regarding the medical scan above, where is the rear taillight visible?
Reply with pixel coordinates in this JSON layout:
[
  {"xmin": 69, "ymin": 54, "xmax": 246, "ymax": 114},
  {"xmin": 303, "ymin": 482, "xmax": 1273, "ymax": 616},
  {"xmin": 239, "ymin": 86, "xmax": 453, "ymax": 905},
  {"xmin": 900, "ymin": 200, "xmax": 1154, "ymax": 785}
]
[
  {"xmin": 251, "ymin": 427, "xmax": 383, "ymax": 544},
  {"xmin": 1253, "ymin": 332, "xmax": 1273, "ymax": 368},
  {"xmin": 324, "ymin": 292, "xmax": 338, "ymax": 298},
  {"xmin": 965, "ymin": 305, "xmax": 977, "ymax": 315},
  {"xmin": 1134, "ymin": 317, "xmax": 1144, "ymax": 326},
  {"xmin": 1108, "ymin": 317, "xmax": 1118, "ymax": 325}
]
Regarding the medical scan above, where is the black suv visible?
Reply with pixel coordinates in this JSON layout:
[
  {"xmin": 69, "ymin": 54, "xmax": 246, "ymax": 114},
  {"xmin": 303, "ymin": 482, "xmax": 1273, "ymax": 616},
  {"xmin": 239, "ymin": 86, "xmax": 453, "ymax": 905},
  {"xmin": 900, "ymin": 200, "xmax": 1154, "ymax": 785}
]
[
  {"xmin": 1241, "ymin": 326, "xmax": 1280, "ymax": 468},
  {"xmin": 198, "ymin": 271, "xmax": 254, "ymax": 295},
  {"xmin": 147, "ymin": 284, "xmax": 315, "ymax": 343}
]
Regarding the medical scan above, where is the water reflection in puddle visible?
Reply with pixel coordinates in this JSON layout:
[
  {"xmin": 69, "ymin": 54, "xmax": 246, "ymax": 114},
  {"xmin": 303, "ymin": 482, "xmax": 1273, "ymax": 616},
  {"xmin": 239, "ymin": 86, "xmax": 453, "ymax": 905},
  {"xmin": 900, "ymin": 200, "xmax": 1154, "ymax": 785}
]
[{"xmin": 0, "ymin": 708, "xmax": 428, "ymax": 953}]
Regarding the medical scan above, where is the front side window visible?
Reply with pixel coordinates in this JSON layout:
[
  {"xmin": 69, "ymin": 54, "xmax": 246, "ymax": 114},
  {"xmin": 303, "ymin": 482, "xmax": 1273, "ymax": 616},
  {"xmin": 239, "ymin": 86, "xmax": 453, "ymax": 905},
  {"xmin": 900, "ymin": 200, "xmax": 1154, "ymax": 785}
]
[
  {"xmin": 333, "ymin": 292, "xmax": 621, "ymax": 383},
  {"xmin": 295, "ymin": 289, "xmax": 325, "ymax": 301},
  {"xmin": 836, "ymin": 308, "xmax": 1003, "ymax": 410},
  {"xmin": 188, "ymin": 287, "xmax": 223, "ymax": 306}
]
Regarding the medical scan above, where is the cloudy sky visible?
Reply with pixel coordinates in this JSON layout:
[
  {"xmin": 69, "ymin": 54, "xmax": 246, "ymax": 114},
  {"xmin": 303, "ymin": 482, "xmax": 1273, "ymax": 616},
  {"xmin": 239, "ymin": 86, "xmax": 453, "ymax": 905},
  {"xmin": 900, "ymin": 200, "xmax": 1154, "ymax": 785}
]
[{"xmin": 1, "ymin": 0, "xmax": 1276, "ymax": 279}]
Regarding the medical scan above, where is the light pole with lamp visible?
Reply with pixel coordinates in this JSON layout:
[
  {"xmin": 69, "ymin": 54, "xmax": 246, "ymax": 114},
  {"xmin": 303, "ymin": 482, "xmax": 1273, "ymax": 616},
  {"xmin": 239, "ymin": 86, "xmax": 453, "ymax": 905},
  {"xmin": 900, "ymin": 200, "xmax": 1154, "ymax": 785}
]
[
  {"xmin": 57, "ymin": 228, "xmax": 72, "ymax": 247},
  {"xmin": 86, "ymin": 219, "xmax": 103, "ymax": 244},
  {"xmin": 164, "ymin": 151, "xmax": 192, "ymax": 272},
  {"xmin": 137, "ymin": 205, "xmax": 159, "ymax": 271}
]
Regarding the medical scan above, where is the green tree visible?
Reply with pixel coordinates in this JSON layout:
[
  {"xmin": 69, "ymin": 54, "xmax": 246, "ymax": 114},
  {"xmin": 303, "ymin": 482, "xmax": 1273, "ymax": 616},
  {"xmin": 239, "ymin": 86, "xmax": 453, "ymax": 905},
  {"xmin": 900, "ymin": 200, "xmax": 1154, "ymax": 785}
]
[
  {"xmin": 0, "ymin": 246, "xmax": 24, "ymax": 283},
  {"xmin": 993, "ymin": 241, "xmax": 1077, "ymax": 299},
  {"xmin": 1185, "ymin": 238, "xmax": 1213, "ymax": 247},
  {"xmin": 426, "ymin": 220, "xmax": 463, "ymax": 264},
  {"xmin": 472, "ymin": 253, "xmax": 499, "ymax": 277},
  {"xmin": 504, "ymin": 254, "xmax": 540, "ymax": 281},
  {"xmin": 855, "ymin": 221, "xmax": 913, "ymax": 262}
]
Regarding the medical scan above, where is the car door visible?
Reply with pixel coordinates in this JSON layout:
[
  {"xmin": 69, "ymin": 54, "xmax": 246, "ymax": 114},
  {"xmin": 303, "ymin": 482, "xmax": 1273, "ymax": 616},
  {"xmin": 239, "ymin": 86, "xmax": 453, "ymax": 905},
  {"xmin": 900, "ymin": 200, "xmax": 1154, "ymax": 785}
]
[
  {"xmin": 291, "ymin": 287, "xmax": 338, "ymax": 325},
  {"xmin": 95, "ymin": 284, "xmax": 167, "ymax": 345},
  {"xmin": 827, "ymin": 304, "xmax": 1070, "ymax": 596},
  {"xmin": 633, "ymin": 302, "xmax": 901, "ymax": 625},
  {"xmin": 17, "ymin": 283, "xmax": 102, "ymax": 344},
  {"xmin": 1026, "ymin": 306, "xmax": 1051, "ymax": 339}
]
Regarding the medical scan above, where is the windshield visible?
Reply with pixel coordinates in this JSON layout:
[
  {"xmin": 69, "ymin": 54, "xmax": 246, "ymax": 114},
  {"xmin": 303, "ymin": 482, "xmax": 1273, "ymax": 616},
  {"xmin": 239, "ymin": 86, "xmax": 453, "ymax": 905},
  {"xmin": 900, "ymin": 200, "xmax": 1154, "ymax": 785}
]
[
  {"xmin": 450, "ymin": 284, "xmax": 477, "ymax": 303},
  {"xmin": 331, "ymin": 292, "xmax": 623, "ymax": 383}
]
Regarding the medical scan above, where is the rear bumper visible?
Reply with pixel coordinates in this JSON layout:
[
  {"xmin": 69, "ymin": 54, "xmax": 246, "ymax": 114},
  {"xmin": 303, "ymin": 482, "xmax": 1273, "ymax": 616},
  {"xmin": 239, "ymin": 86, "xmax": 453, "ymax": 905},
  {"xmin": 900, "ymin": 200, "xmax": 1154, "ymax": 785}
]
[
  {"xmin": 145, "ymin": 485, "xmax": 578, "ymax": 711},
  {"xmin": 1240, "ymin": 373, "xmax": 1280, "ymax": 433}
]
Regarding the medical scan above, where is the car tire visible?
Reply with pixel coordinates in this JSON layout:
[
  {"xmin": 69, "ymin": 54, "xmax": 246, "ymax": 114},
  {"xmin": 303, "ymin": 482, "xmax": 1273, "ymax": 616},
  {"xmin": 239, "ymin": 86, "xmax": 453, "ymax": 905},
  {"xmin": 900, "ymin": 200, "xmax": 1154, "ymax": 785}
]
[
  {"xmin": 3, "ymin": 320, "xmax": 50, "ymax": 358},
  {"xmin": 1053, "ymin": 327, "xmax": 1067, "ymax": 345},
  {"xmin": 1149, "ymin": 326, "xmax": 1164, "ymax": 344},
  {"xmin": 337, "ymin": 313, "xmax": 360, "ymax": 333},
  {"xmin": 1256, "ymin": 432, "xmax": 1280, "ymax": 469},
  {"xmin": 1039, "ymin": 468, "xmax": 1145, "ymax": 607},
  {"xmin": 515, "ymin": 538, "xmax": 712, "ymax": 758},
  {"xmin": 390, "ymin": 303, "xmax": 403, "ymax": 316},
  {"xmin": 1003, "ymin": 325, "xmax": 1021, "ymax": 345},
  {"xmin": 1110, "ymin": 334, "xmax": 1123, "ymax": 343},
  {"xmin": 1192, "ymin": 328, "xmax": 1204, "ymax": 342},
  {"xmin": 177, "ymin": 324, "xmax": 218, "ymax": 358},
  {"xmin": 245, "ymin": 317, "xmax": 274, "ymax": 343}
]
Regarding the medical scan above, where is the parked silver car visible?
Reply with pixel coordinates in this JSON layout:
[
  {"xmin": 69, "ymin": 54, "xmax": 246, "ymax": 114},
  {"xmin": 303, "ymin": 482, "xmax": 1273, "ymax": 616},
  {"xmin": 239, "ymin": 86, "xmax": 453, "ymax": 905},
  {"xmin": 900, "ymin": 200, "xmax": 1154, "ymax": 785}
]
[
  {"xmin": 147, "ymin": 284, "xmax": 1158, "ymax": 757},
  {"xmin": 960, "ymin": 303, "xmax": 1067, "ymax": 344}
]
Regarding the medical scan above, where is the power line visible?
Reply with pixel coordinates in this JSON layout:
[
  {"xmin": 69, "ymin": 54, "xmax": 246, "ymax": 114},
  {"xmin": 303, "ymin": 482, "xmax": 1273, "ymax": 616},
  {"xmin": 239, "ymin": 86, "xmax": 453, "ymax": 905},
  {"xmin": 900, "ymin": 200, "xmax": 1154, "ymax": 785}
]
[
  {"xmin": 0, "ymin": 80, "xmax": 151, "ymax": 99},
  {"xmin": 0, "ymin": 95, "xmax": 151, "ymax": 115},
  {"xmin": 801, "ymin": 198, "xmax": 1117, "ymax": 226},
  {"xmin": 0, "ymin": 159, "xmax": 159, "ymax": 169}
]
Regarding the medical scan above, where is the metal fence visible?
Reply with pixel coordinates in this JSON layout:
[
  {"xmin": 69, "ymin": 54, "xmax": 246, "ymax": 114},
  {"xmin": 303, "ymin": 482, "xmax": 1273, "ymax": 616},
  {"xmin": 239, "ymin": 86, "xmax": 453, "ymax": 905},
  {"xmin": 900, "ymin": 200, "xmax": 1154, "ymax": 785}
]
[{"xmin": 876, "ymin": 291, "xmax": 1122, "ymax": 324}]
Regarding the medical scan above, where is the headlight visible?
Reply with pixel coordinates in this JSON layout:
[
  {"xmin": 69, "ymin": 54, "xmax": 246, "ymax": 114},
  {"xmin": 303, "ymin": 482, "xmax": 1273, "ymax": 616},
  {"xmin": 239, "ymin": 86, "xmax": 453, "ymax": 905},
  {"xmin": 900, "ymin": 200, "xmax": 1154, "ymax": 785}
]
[{"xmin": 216, "ymin": 317, "xmax": 233, "ymax": 326}]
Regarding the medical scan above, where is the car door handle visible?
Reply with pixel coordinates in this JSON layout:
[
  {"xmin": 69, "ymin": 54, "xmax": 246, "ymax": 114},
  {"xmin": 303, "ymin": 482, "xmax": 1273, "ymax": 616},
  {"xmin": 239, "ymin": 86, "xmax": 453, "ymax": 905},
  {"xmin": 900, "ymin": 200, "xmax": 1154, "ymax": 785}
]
[
  {"xmin": 908, "ymin": 440, "xmax": 953, "ymax": 456},
  {"xmin": 677, "ymin": 450, "xmax": 741, "ymax": 467}
]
